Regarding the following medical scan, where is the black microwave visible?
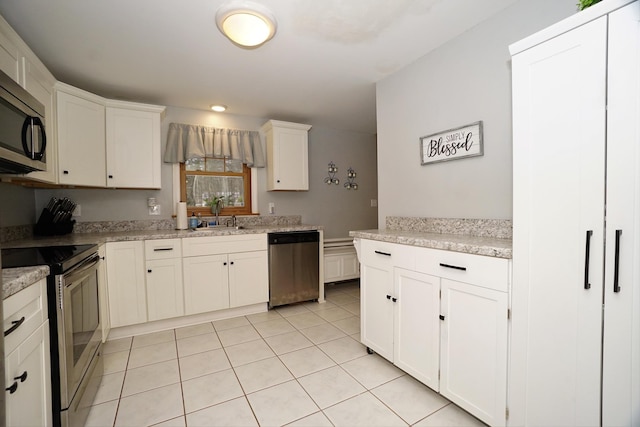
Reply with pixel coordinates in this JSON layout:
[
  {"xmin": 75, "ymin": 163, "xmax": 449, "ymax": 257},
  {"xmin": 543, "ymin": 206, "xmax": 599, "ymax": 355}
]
[{"xmin": 0, "ymin": 68, "xmax": 46, "ymax": 174}]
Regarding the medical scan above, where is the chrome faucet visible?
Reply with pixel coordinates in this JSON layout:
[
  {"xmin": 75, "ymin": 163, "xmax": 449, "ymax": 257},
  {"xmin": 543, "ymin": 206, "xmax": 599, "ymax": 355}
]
[
  {"xmin": 214, "ymin": 199, "xmax": 224, "ymax": 226},
  {"xmin": 226, "ymin": 215, "xmax": 237, "ymax": 228}
]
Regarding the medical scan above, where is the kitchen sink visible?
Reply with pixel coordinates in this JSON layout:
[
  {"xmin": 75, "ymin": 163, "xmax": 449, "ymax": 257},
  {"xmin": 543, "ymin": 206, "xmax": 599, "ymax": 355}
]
[{"xmin": 189, "ymin": 225, "xmax": 249, "ymax": 232}]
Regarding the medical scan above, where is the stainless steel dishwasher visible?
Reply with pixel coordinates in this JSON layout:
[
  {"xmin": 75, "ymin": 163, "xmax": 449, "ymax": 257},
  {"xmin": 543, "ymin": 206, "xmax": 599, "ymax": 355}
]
[{"xmin": 268, "ymin": 231, "xmax": 319, "ymax": 308}]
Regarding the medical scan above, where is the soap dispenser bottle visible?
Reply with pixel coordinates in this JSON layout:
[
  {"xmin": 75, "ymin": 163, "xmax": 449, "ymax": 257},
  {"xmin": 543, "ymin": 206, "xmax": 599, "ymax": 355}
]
[{"xmin": 189, "ymin": 212, "xmax": 198, "ymax": 230}]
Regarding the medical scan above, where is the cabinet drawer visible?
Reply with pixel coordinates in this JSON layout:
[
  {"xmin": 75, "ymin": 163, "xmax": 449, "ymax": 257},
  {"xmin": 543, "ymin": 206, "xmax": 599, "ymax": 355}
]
[
  {"xmin": 360, "ymin": 239, "xmax": 415, "ymax": 270},
  {"xmin": 145, "ymin": 239, "xmax": 182, "ymax": 260},
  {"xmin": 415, "ymin": 247, "xmax": 509, "ymax": 292},
  {"xmin": 3, "ymin": 279, "xmax": 47, "ymax": 355},
  {"xmin": 182, "ymin": 234, "xmax": 267, "ymax": 257}
]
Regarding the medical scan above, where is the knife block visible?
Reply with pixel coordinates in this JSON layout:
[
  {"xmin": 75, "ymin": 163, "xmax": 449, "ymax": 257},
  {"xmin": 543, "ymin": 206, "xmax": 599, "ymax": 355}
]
[{"xmin": 34, "ymin": 207, "xmax": 76, "ymax": 236}]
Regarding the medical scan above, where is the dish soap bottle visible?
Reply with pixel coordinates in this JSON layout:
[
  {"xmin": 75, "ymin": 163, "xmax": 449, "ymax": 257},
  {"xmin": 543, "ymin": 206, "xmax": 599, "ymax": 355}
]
[{"xmin": 189, "ymin": 212, "xmax": 198, "ymax": 230}]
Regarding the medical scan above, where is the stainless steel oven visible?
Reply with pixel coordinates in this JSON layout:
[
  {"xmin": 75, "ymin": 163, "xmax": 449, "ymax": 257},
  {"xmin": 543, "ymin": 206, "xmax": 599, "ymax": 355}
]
[
  {"xmin": 55, "ymin": 251, "xmax": 102, "ymax": 427},
  {"xmin": 1, "ymin": 244, "xmax": 103, "ymax": 427}
]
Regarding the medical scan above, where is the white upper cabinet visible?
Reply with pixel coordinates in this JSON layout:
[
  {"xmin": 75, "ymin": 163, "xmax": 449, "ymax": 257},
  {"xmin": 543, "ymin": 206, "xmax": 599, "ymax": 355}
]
[
  {"xmin": 261, "ymin": 120, "xmax": 312, "ymax": 191},
  {"xmin": 0, "ymin": 15, "xmax": 20, "ymax": 82},
  {"xmin": 56, "ymin": 84, "xmax": 106, "ymax": 187},
  {"xmin": 0, "ymin": 14, "xmax": 164, "ymax": 188},
  {"xmin": 0, "ymin": 14, "xmax": 58, "ymax": 183},
  {"xmin": 55, "ymin": 83, "xmax": 165, "ymax": 189},
  {"xmin": 106, "ymin": 102, "xmax": 163, "ymax": 189}
]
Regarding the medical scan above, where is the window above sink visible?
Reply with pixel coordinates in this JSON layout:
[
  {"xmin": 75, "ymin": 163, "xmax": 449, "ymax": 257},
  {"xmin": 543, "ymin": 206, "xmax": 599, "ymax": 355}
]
[{"xmin": 181, "ymin": 156, "xmax": 252, "ymax": 217}]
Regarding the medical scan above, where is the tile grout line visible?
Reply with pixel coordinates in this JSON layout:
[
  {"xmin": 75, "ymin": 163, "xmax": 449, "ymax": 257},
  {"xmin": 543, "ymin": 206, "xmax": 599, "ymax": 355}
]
[
  {"xmin": 110, "ymin": 336, "xmax": 133, "ymax": 427},
  {"xmin": 95, "ymin": 283, "xmax": 364, "ymax": 426}
]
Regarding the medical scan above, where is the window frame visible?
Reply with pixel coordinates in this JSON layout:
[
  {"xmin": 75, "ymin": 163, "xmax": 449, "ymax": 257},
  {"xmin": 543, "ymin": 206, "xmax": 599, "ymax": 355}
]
[{"xmin": 180, "ymin": 158, "xmax": 252, "ymax": 216}]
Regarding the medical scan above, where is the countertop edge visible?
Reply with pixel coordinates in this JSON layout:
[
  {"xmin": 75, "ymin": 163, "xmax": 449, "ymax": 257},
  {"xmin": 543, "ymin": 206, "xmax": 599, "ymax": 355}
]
[
  {"xmin": 349, "ymin": 229, "xmax": 513, "ymax": 259},
  {"xmin": 2, "ymin": 226, "xmax": 323, "ymax": 300},
  {"xmin": 2, "ymin": 265, "xmax": 50, "ymax": 300},
  {"xmin": 1, "ymin": 225, "xmax": 323, "ymax": 249}
]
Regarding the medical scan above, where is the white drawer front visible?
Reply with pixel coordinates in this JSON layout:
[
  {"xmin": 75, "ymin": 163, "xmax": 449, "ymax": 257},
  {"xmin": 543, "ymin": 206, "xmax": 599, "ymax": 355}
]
[
  {"xmin": 3, "ymin": 279, "xmax": 47, "ymax": 355},
  {"xmin": 415, "ymin": 247, "xmax": 509, "ymax": 292},
  {"xmin": 360, "ymin": 239, "xmax": 415, "ymax": 270},
  {"xmin": 145, "ymin": 238, "xmax": 182, "ymax": 260},
  {"xmin": 182, "ymin": 234, "xmax": 267, "ymax": 257}
]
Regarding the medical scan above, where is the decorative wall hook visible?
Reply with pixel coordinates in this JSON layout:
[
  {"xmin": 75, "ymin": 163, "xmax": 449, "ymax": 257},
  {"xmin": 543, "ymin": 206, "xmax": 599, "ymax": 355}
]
[
  {"xmin": 344, "ymin": 167, "xmax": 358, "ymax": 190},
  {"xmin": 324, "ymin": 161, "xmax": 340, "ymax": 185}
]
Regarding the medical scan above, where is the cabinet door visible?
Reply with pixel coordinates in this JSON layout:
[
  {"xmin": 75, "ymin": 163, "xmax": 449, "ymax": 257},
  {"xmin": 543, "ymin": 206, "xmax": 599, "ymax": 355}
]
[
  {"xmin": 5, "ymin": 321, "xmax": 52, "ymax": 427},
  {"xmin": 271, "ymin": 127, "xmax": 308, "ymax": 190},
  {"xmin": 341, "ymin": 252, "xmax": 360, "ymax": 278},
  {"xmin": 106, "ymin": 107, "xmax": 161, "ymax": 189},
  {"xmin": 440, "ymin": 279, "xmax": 507, "ymax": 427},
  {"xmin": 146, "ymin": 258, "xmax": 184, "ymax": 321},
  {"xmin": 393, "ymin": 268, "xmax": 440, "ymax": 390},
  {"xmin": 511, "ymin": 17, "xmax": 607, "ymax": 427},
  {"xmin": 324, "ymin": 255, "xmax": 343, "ymax": 283},
  {"xmin": 56, "ymin": 90, "xmax": 106, "ymax": 186},
  {"xmin": 602, "ymin": 4, "xmax": 640, "ymax": 426},
  {"xmin": 263, "ymin": 121, "xmax": 311, "ymax": 191},
  {"xmin": 98, "ymin": 245, "xmax": 110, "ymax": 342},
  {"xmin": 360, "ymin": 262, "xmax": 394, "ymax": 360},
  {"xmin": 325, "ymin": 251, "xmax": 360, "ymax": 283},
  {"xmin": 106, "ymin": 241, "xmax": 147, "ymax": 327},
  {"xmin": 228, "ymin": 250, "xmax": 268, "ymax": 308},
  {"xmin": 0, "ymin": 21, "xmax": 20, "ymax": 82},
  {"xmin": 183, "ymin": 255, "xmax": 229, "ymax": 315}
]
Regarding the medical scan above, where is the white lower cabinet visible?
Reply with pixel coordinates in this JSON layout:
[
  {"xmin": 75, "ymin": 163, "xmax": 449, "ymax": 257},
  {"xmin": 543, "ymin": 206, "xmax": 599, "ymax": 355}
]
[
  {"xmin": 228, "ymin": 250, "xmax": 269, "ymax": 308},
  {"xmin": 360, "ymin": 260, "xmax": 394, "ymax": 360},
  {"xmin": 145, "ymin": 239, "xmax": 183, "ymax": 321},
  {"xmin": 98, "ymin": 244, "xmax": 110, "ymax": 342},
  {"xmin": 105, "ymin": 235, "xmax": 270, "ymax": 330},
  {"xmin": 358, "ymin": 238, "xmax": 510, "ymax": 427},
  {"xmin": 182, "ymin": 234, "xmax": 268, "ymax": 316},
  {"xmin": 393, "ymin": 268, "xmax": 440, "ymax": 390},
  {"xmin": 440, "ymin": 278, "xmax": 508, "ymax": 427},
  {"xmin": 106, "ymin": 241, "xmax": 147, "ymax": 328},
  {"xmin": 3, "ymin": 279, "xmax": 52, "ymax": 427},
  {"xmin": 183, "ymin": 254, "xmax": 230, "ymax": 315},
  {"xmin": 324, "ymin": 247, "xmax": 359, "ymax": 283}
]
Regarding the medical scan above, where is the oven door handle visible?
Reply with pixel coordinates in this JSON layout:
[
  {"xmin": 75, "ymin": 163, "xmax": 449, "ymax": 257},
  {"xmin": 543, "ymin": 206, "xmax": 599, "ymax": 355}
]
[{"xmin": 63, "ymin": 253, "xmax": 100, "ymax": 286}]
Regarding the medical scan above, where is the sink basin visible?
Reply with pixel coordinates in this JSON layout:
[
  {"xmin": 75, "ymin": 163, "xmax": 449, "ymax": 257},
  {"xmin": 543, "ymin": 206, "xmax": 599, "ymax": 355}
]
[{"xmin": 189, "ymin": 225, "xmax": 248, "ymax": 232}]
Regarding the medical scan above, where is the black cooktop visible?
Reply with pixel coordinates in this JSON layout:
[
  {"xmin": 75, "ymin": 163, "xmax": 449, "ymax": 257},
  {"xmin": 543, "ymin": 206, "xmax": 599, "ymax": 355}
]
[{"xmin": 1, "ymin": 244, "xmax": 98, "ymax": 274}]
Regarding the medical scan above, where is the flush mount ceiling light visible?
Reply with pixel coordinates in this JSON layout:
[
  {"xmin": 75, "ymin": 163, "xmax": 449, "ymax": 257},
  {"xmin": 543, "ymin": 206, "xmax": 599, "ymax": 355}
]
[
  {"xmin": 210, "ymin": 104, "xmax": 227, "ymax": 112},
  {"xmin": 216, "ymin": 1, "xmax": 277, "ymax": 48}
]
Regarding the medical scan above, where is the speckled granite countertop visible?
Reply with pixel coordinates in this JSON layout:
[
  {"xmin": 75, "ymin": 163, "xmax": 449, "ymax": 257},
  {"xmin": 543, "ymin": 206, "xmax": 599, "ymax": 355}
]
[
  {"xmin": 2, "ymin": 266, "xmax": 49, "ymax": 300},
  {"xmin": 349, "ymin": 229, "xmax": 512, "ymax": 259},
  {"xmin": 1, "ymin": 225, "xmax": 323, "ymax": 249},
  {"xmin": 2, "ymin": 221, "xmax": 322, "ymax": 300}
]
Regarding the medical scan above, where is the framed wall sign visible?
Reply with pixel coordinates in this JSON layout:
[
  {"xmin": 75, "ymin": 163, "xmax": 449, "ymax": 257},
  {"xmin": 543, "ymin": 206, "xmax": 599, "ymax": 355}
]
[{"xmin": 420, "ymin": 121, "xmax": 483, "ymax": 165}]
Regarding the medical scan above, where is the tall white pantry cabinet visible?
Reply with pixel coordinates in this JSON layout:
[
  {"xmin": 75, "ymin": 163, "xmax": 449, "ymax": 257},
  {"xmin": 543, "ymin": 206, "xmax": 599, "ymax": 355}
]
[{"xmin": 510, "ymin": 1, "xmax": 640, "ymax": 426}]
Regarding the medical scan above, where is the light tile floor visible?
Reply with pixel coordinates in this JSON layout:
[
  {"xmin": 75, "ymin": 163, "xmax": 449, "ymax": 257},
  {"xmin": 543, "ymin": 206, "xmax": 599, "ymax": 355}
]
[{"xmin": 86, "ymin": 280, "xmax": 487, "ymax": 427}]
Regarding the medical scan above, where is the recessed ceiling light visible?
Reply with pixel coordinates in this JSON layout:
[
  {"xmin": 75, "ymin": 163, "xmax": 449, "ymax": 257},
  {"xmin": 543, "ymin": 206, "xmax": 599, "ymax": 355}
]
[
  {"xmin": 210, "ymin": 105, "xmax": 227, "ymax": 112},
  {"xmin": 216, "ymin": 1, "xmax": 277, "ymax": 48}
]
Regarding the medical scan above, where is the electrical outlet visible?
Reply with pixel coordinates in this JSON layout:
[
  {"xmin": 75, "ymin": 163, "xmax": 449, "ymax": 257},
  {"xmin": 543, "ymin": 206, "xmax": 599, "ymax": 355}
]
[
  {"xmin": 268, "ymin": 202, "xmax": 275, "ymax": 214},
  {"xmin": 73, "ymin": 204, "xmax": 81, "ymax": 217},
  {"xmin": 370, "ymin": 199, "xmax": 378, "ymax": 207},
  {"xmin": 147, "ymin": 197, "xmax": 160, "ymax": 215}
]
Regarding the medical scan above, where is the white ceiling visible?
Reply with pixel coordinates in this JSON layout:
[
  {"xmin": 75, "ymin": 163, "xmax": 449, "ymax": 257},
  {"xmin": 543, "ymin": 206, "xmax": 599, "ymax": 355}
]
[{"xmin": 0, "ymin": 0, "xmax": 519, "ymax": 134}]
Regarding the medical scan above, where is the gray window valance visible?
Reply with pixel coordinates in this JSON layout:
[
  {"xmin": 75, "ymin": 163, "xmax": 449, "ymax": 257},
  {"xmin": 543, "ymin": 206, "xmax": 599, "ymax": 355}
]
[{"xmin": 163, "ymin": 122, "xmax": 265, "ymax": 168}]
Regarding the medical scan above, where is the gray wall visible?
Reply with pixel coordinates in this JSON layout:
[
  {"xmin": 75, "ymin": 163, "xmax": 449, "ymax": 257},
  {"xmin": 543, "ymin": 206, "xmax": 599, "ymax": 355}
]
[
  {"xmin": 0, "ymin": 183, "xmax": 36, "ymax": 227},
  {"xmin": 32, "ymin": 106, "xmax": 378, "ymax": 239},
  {"xmin": 375, "ymin": 0, "xmax": 576, "ymax": 226}
]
